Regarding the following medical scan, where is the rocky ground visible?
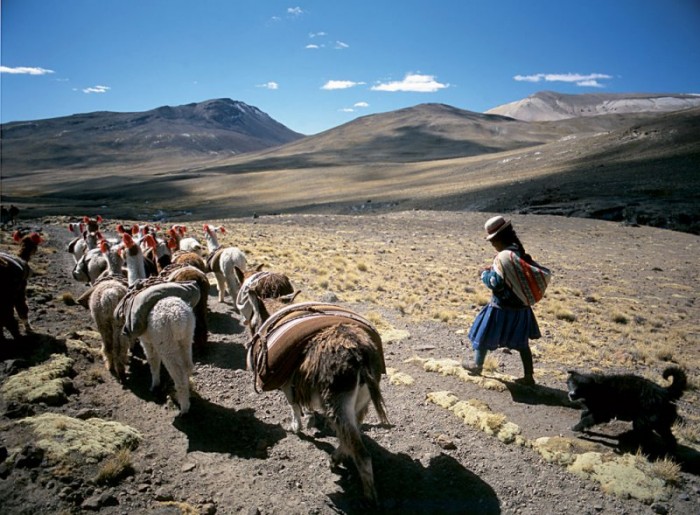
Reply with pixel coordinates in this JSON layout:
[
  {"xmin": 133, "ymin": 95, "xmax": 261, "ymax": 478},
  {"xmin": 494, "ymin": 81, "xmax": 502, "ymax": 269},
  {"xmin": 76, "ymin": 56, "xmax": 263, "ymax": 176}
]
[{"xmin": 0, "ymin": 211, "xmax": 699, "ymax": 514}]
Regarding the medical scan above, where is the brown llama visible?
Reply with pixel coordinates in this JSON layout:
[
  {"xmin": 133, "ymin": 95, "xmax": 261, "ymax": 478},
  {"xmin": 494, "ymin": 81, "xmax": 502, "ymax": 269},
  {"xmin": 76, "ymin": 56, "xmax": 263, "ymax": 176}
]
[
  {"xmin": 0, "ymin": 231, "xmax": 43, "ymax": 340},
  {"xmin": 245, "ymin": 295, "xmax": 388, "ymax": 501}
]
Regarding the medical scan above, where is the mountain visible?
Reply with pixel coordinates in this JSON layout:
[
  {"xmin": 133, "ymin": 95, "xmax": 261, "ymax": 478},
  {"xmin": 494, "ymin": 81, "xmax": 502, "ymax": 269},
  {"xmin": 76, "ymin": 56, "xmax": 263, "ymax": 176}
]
[
  {"xmin": 2, "ymin": 94, "xmax": 699, "ymax": 233},
  {"xmin": 485, "ymin": 91, "xmax": 700, "ymax": 122},
  {"xmin": 0, "ymin": 99, "xmax": 304, "ymax": 171}
]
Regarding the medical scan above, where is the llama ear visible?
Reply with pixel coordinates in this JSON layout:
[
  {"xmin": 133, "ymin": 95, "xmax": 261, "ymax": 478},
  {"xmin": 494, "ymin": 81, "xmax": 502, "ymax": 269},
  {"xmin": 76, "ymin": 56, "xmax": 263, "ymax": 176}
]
[
  {"xmin": 218, "ymin": 226, "xmax": 226, "ymax": 234},
  {"xmin": 100, "ymin": 239, "xmax": 109, "ymax": 253},
  {"xmin": 180, "ymin": 226, "xmax": 187, "ymax": 233},
  {"xmin": 280, "ymin": 291, "xmax": 300, "ymax": 304},
  {"xmin": 83, "ymin": 216, "xmax": 90, "ymax": 223},
  {"xmin": 29, "ymin": 233, "xmax": 44, "ymax": 245},
  {"xmin": 116, "ymin": 224, "xmax": 125, "ymax": 234},
  {"xmin": 96, "ymin": 215, "xmax": 103, "ymax": 223},
  {"xmin": 202, "ymin": 224, "xmax": 209, "ymax": 233},
  {"xmin": 131, "ymin": 224, "xmax": 139, "ymax": 235},
  {"xmin": 255, "ymin": 263, "xmax": 265, "ymax": 272},
  {"xmin": 12, "ymin": 230, "xmax": 22, "ymax": 242}
]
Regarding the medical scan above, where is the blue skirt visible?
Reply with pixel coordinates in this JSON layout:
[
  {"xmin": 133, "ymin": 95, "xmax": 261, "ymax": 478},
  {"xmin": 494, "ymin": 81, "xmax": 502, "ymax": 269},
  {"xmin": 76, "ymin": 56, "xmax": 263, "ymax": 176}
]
[{"xmin": 468, "ymin": 299, "xmax": 541, "ymax": 351}]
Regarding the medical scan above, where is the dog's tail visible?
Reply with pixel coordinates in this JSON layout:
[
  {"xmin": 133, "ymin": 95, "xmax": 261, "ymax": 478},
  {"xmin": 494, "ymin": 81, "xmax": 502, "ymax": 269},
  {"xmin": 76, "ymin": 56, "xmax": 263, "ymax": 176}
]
[{"xmin": 663, "ymin": 366, "xmax": 687, "ymax": 400}]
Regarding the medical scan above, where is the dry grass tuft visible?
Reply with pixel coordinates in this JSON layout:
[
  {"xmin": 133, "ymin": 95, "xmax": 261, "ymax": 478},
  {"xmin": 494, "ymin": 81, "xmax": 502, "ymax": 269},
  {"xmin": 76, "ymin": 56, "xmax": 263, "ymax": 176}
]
[
  {"xmin": 60, "ymin": 292, "xmax": 76, "ymax": 305},
  {"xmin": 95, "ymin": 448, "xmax": 135, "ymax": 485}
]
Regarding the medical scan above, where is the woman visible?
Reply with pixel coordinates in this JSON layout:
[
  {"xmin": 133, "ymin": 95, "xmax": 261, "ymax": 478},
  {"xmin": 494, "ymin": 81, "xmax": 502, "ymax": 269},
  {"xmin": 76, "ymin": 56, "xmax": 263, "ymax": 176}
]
[{"xmin": 464, "ymin": 216, "xmax": 542, "ymax": 385}]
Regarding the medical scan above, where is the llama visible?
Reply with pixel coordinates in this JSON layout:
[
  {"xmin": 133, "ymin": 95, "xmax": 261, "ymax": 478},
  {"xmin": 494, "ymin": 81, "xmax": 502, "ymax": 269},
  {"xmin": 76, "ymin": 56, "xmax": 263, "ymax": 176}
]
[
  {"xmin": 234, "ymin": 264, "xmax": 296, "ymax": 334},
  {"xmin": 85, "ymin": 239, "xmax": 131, "ymax": 380},
  {"xmin": 202, "ymin": 224, "xmax": 248, "ymax": 304},
  {"xmin": 119, "ymin": 232, "xmax": 198, "ymax": 414},
  {"xmin": 72, "ymin": 235, "xmax": 109, "ymax": 284},
  {"xmin": 1, "ymin": 231, "xmax": 43, "ymax": 340},
  {"xmin": 160, "ymin": 262, "xmax": 210, "ymax": 347},
  {"xmin": 246, "ymin": 295, "xmax": 388, "ymax": 501},
  {"xmin": 171, "ymin": 249, "xmax": 207, "ymax": 274},
  {"xmin": 66, "ymin": 222, "xmax": 86, "ymax": 263},
  {"xmin": 169, "ymin": 225, "xmax": 204, "ymax": 256}
]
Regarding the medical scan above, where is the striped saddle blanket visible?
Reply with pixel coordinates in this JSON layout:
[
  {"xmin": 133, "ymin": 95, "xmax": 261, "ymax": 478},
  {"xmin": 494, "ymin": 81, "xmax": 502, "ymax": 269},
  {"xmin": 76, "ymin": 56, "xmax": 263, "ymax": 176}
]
[
  {"xmin": 493, "ymin": 250, "xmax": 551, "ymax": 306},
  {"xmin": 248, "ymin": 302, "xmax": 385, "ymax": 392}
]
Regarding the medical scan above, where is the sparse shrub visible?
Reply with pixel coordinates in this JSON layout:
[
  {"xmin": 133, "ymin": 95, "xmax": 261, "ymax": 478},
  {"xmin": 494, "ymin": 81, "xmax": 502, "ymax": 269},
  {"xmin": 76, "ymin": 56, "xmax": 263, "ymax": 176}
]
[
  {"xmin": 675, "ymin": 421, "xmax": 700, "ymax": 444},
  {"xmin": 655, "ymin": 346, "xmax": 674, "ymax": 362},
  {"xmin": 318, "ymin": 279, "xmax": 329, "ymax": 289},
  {"xmin": 95, "ymin": 448, "xmax": 135, "ymax": 485},
  {"xmin": 60, "ymin": 292, "xmax": 76, "ymax": 305},
  {"xmin": 612, "ymin": 312, "xmax": 628, "ymax": 324},
  {"xmin": 555, "ymin": 307, "xmax": 576, "ymax": 322},
  {"xmin": 357, "ymin": 261, "xmax": 368, "ymax": 272},
  {"xmin": 647, "ymin": 456, "xmax": 681, "ymax": 485}
]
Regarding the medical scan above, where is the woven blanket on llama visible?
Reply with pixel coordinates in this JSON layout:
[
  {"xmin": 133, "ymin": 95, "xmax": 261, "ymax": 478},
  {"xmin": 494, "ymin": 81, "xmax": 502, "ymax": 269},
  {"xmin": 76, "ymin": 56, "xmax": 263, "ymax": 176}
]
[{"xmin": 492, "ymin": 250, "xmax": 551, "ymax": 305}]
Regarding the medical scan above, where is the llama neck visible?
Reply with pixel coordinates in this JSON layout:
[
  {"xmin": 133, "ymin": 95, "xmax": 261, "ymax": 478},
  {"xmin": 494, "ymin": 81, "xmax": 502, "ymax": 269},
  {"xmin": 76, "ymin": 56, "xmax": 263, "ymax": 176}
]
[
  {"xmin": 125, "ymin": 251, "xmax": 147, "ymax": 285},
  {"xmin": 205, "ymin": 233, "xmax": 220, "ymax": 253}
]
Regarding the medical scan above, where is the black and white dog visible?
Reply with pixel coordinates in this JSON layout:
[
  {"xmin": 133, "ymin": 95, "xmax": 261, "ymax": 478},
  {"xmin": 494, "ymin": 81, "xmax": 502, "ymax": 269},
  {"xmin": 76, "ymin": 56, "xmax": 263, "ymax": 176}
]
[{"xmin": 567, "ymin": 366, "xmax": 687, "ymax": 449}]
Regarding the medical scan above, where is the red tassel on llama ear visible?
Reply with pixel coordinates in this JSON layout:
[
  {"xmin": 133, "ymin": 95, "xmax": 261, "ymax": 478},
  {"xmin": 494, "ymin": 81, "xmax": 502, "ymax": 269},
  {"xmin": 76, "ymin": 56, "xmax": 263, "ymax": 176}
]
[
  {"xmin": 12, "ymin": 230, "xmax": 22, "ymax": 242},
  {"xmin": 100, "ymin": 239, "xmax": 110, "ymax": 254},
  {"xmin": 143, "ymin": 234, "xmax": 158, "ymax": 251},
  {"xmin": 218, "ymin": 226, "xmax": 227, "ymax": 234},
  {"xmin": 96, "ymin": 215, "xmax": 103, "ymax": 223},
  {"xmin": 29, "ymin": 233, "xmax": 44, "ymax": 245},
  {"xmin": 83, "ymin": 216, "xmax": 90, "ymax": 223},
  {"xmin": 203, "ymin": 224, "xmax": 211, "ymax": 234},
  {"xmin": 116, "ymin": 224, "xmax": 125, "ymax": 235},
  {"xmin": 131, "ymin": 224, "xmax": 139, "ymax": 235},
  {"xmin": 122, "ymin": 233, "xmax": 136, "ymax": 248}
]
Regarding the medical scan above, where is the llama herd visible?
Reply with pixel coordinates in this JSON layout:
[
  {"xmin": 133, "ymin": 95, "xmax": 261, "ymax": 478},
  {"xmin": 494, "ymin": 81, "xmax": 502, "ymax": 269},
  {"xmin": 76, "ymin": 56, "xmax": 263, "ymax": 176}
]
[{"xmin": 1, "ymin": 215, "xmax": 388, "ymax": 501}]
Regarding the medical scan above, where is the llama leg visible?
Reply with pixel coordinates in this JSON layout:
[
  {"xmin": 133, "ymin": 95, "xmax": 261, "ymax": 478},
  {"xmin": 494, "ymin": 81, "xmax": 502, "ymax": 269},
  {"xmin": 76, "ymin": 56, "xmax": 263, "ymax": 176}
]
[
  {"xmin": 15, "ymin": 293, "xmax": 32, "ymax": 334},
  {"xmin": 281, "ymin": 384, "xmax": 304, "ymax": 432},
  {"xmin": 3, "ymin": 309, "xmax": 22, "ymax": 340},
  {"xmin": 164, "ymin": 355, "xmax": 191, "ymax": 415},
  {"xmin": 215, "ymin": 272, "xmax": 227, "ymax": 302},
  {"xmin": 333, "ymin": 402, "xmax": 377, "ymax": 501},
  {"xmin": 140, "ymin": 338, "xmax": 162, "ymax": 390}
]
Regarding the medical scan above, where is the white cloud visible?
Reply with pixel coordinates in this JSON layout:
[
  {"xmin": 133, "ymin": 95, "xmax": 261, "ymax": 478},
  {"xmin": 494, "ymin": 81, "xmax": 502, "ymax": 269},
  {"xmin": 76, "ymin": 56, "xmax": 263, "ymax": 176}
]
[
  {"xmin": 309, "ymin": 32, "xmax": 327, "ymax": 38},
  {"xmin": 514, "ymin": 72, "xmax": 612, "ymax": 87},
  {"xmin": 305, "ymin": 44, "xmax": 321, "ymax": 49},
  {"xmin": 82, "ymin": 85, "xmax": 110, "ymax": 94},
  {"xmin": 321, "ymin": 80, "xmax": 365, "ymax": 90},
  {"xmin": 257, "ymin": 81, "xmax": 279, "ymax": 90},
  {"xmin": 334, "ymin": 41, "xmax": 349, "ymax": 49},
  {"xmin": 354, "ymin": 101, "xmax": 369, "ymax": 108},
  {"xmin": 339, "ymin": 108, "xmax": 355, "ymax": 112},
  {"xmin": 1, "ymin": 66, "xmax": 54, "ymax": 75},
  {"xmin": 371, "ymin": 73, "xmax": 449, "ymax": 93},
  {"xmin": 287, "ymin": 7, "xmax": 303, "ymax": 16}
]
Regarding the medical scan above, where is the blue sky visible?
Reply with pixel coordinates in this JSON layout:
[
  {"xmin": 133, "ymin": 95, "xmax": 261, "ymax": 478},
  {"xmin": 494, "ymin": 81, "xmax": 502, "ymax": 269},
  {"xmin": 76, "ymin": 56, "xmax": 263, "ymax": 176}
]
[{"xmin": 2, "ymin": 0, "xmax": 699, "ymax": 135}]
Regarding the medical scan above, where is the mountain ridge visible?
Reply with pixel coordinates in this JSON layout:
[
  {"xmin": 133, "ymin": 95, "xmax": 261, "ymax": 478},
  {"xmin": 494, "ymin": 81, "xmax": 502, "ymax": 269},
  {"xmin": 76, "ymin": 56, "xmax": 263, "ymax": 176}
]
[{"xmin": 485, "ymin": 90, "xmax": 700, "ymax": 121}]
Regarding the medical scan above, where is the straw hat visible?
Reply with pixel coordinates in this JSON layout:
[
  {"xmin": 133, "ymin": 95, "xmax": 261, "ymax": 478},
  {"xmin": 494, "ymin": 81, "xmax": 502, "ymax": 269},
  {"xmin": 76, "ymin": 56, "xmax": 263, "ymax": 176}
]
[{"xmin": 484, "ymin": 215, "xmax": 512, "ymax": 240}]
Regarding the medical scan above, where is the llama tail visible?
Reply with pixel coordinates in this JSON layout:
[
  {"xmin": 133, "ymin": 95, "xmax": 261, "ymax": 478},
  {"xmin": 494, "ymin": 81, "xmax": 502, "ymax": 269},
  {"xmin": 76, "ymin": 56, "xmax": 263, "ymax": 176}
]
[
  {"xmin": 663, "ymin": 366, "xmax": 687, "ymax": 400},
  {"xmin": 362, "ymin": 367, "xmax": 389, "ymax": 425}
]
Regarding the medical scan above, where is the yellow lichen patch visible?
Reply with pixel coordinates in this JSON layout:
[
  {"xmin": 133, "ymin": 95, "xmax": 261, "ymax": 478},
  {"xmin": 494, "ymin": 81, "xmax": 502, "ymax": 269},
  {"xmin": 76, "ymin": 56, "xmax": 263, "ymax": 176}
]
[
  {"xmin": 532, "ymin": 436, "xmax": 603, "ymax": 466},
  {"xmin": 386, "ymin": 367, "xmax": 414, "ymax": 386},
  {"xmin": 1, "ymin": 354, "xmax": 74, "ymax": 405},
  {"xmin": 569, "ymin": 452, "xmax": 669, "ymax": 504},
  {"xmin": 158, "ymin": 501, "xmax": 200, "ymax": 514},
  {"xmin": 18, "ymin": 413, "xmax": 142, "ymax": 463},
  {"xmin": 380, "ymin": 328, "xmax": 411, "ymax": 344},
  {"xmin": 417, "ymin": 357, "xmax": 507, "ymax": 392},
  {"xmin": 425, "ymin": 391, "xmax": 459, "ymax": 409},
  {"xmin": 427, "ymin": 391, "xmax": 525, "ymax": 445}
]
